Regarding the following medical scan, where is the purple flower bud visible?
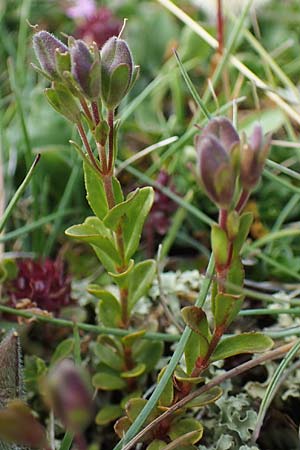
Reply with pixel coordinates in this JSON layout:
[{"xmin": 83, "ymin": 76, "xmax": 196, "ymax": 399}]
[
  {"xmin": 33, "ymin": 31, "xmax": 69, "ymax": 79},
  {"xmin": 101, "ymin": 36, "xmax": 139, "ymax": 109},
  {"xmin": 195, "ymin": 117, "xmax": 240, "ymax": 208},
  {"xmin": 70, "ymin": 39, "xmax": 101, "ymax": 99},
  {"xmin": 201, "ymin": 117, "xmax": 240, "ymax": 154},
  {"xmin": 240, "ymin": 124, "xmax": 271, "ymax": 190},
  {"xmin": 45, "ymin": 359, "xmax": 93, "ymax": 432}
]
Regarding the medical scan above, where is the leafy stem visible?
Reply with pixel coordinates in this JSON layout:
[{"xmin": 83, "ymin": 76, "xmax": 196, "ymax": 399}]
[{"xmin": 121, "ymin": 341, "xmax": 296, "ymax": 450}]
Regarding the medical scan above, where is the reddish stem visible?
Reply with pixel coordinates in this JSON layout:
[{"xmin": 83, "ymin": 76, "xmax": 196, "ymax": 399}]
[
  {"xmin": 79, "ymin": 97, "xmax": 93, "ymax": 123},
  {"xmin": 103, "ymin": 175, "xmax": 115, "ymax": 209},
  {"xmin": 235, "ymin": 189, "xmax": 250, "ymax": 213},
  {"xmin": 97, "ymin": 143, "xmax": 108, "ymax": 174},
  {"xmin": 77, "ymin": 123, "xmax": 101, "ymax": 174},
  {"xmin": 92, "ymin": 101, "xmax": 100, "ymax": 125},
  {"xmin": 107, "ymin": 109, "xmax": 115, "ymax": 173},
  {"xmin": 218, "ymin": 208, "xmax": 228, "ymax": 230}
]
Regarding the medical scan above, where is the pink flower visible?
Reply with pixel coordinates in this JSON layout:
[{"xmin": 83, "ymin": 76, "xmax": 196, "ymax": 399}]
[
  {"xmin": 65, "ymin": 0, "xmax": 97, "ymax": 19},
  {"xmin": 75, "ymin": 7, "xmax": 122, "ymax": 48}
]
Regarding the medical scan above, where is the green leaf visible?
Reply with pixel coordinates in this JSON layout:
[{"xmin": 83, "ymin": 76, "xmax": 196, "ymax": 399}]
[
  {"xmin": 83, "ymin": 162, "xmax": 108, "ymax": 219},
  {"xmin": 24, "ymin": 356, "xmax": 47, "ymax": 392},
  {"xmin": 45, "ymin": 83, "xmax": 80, "ymax": 123},
  {"xmin": 168, "ymin": 418, "xmax": 203, "ymax": 444},
  {"xmin": 94, "ymin": 292, "xmax": 122, "ymax": 328},
  {"xmin": 146, "ymin": 440, "xmax": 166, "ymax": 450},
  {"xmin": 211, "ymin": 333, "xmax": 273, "ymax": 362},
  {"xmin": 94, "ymin": 341, "xmax": 124, "ymax": 372},
  {"xmin": 112, "ymin": 177, "xmax": 124, "ymax": 204},
  {"xmin": 158, "ymin": 367, "xmax": 174, "ymax": 407},
  {"xmin": 120, "ymin": 391, "xmax": 142, "ymax": 409},
  {"xmin": 225, "ymin": 256, "xmax": 244, "ymax": 294},
  {"xmin": 125, "ymin": 398, "xmax": 160, "ymax": 425},
  {"xmin": 92, "ymin": 370, "xmax": 127, "ymax": 391},
  {"xmin": 103, "ymin": 189, "xmax": 140, "ymax": 230},
  {"xmin": 186, "ymin": 386, "xmax": 223, "ymax": 408},
  {"xmin": 128, "ymin": 259, "xmax": 156, "ymax": 311},
  {"xmin": 182, "ymin": 307, "xmax": 210, "ymax": 372},
  {"xmin": 184, "ymin": 332, "xmax": 202, "ymax": 376},
  {"xmin": 132, "ymin": 340, "xmax": 164, "ymax": 373},
  {"xmin": 50, "ymin": 338, "xmax": 74, "ymax": 365},
  {"xmin": 213, "ymin": 292, "xmax": 244, "ymax": 328},
  {"xmin": 211, "ymin": 224, "xmax": 230, "ymax": 267},
  {"xmin": 114, "ymin": 416, "xmax": 131, "ymax": 439},
  {"xmin": 174, "ymin": 367, "xmax": 204, "ymax": 385},
  {"xmin": 123, "ymin": 187, "xmax": 154, "ymax": 260},
  {"xmin": 104, "ymin": 187, "xmax": 154, "ymax": 262},
  {"xmin": 125, "ymin": 398, "xmax": 147, "ymax": 423},
  {"xmin": 95, "ymin": 405, "xmax": 123, "ymax": 426},
  {"xmin": 121, "ymin": 363, "xmax": 146, "ymax": 379},
  {"xmin": 65, "ymin": 218, "xmax": 122, "ymax": 271},
  {"xmin": 181, "ymin": 307, "xmax": 211, "ymax": 342},
  {"xmin": 233, "ymin": 212, "xmax": 253, "ymax": 257},
  {"xmin": 121, "ymin": 330, "xmax": 146, "ymax": 348},
  {"xmin": 109, "ymin": 259, "xmax": 135, "ymax": 288}
]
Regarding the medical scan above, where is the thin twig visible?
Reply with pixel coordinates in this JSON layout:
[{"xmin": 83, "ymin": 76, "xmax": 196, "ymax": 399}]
[{"xmin": 121, "ymin": 341, "xmax": 296, "ymax": 450}]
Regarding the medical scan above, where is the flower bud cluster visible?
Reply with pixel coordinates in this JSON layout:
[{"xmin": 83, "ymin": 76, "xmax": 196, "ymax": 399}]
[
  {"xmin": 32, "ymin": 30, "xmax": 138, "ymax": 118},
  {"xmin": 195, "ymin": 117, "xmax": 271, "ymax": 209}
]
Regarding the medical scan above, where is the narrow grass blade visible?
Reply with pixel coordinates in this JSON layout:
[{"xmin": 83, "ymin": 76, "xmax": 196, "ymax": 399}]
[
  {"xmin": 60, "ymin": 431, "xmax": 74, "ymax": 450},
  {"xmin": 263, "ymin": 168, "xmax": 300, "ymax": 195},
  {"xmin": 173, "ymin": 50, "xmax": 211, "ymax": 119},
  {"xmin": 252, "ymin": 339, "xmax": 300, "ymax": 442},
  {"xmin": 266, "ymin": 159, "xmax": 300, "ymax": 182},
  {"xmin": 0, "ymin": 208, "xmax": 78, "ymax": 244},
  {"xmin": 0, "ymin": 154, "xmax": 40, "ymax": 234},
  {"xmin": 43, "ymin": 164, "xmax": 80, "ymax": 256}
]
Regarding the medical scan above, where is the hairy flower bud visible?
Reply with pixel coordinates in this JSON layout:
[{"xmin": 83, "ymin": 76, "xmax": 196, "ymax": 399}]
[
  {"xmin": 195, "ymin": 117, "xmax": 240, "ymax": 208},
  {"xmin": 70, "ymin": 39, "xmax": 101, "ymax": 100},
  {"xmin": 240, "ymin": 124, "xmax": 271, "ymax": 190},
  {"xmin": 100, "ymin": 36, "xmax": 139, "ymax": 109},
  {"xmin": 44, "ymin": 359, "xmax": 93, "ymax": 432},
  {"xmin": 33, "ymin": 31, "xmax": 69, "ymax": 79}
]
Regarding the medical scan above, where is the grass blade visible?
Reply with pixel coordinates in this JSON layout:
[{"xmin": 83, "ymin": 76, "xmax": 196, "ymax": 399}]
[
  {"xmin": 0, "ymin": 154, "xmax": 40, "ymax": 234},
  {"xmin": 252, "ymin": 339, "xmax": 300, "ymax": 442}
]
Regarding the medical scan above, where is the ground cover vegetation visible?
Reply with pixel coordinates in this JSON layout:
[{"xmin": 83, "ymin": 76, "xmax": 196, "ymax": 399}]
[{"xmin": 1, "ymin": 0, "xmax": 300, "ymax": 449}]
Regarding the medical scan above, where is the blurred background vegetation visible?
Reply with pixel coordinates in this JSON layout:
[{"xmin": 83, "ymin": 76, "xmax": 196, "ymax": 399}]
[{"xmin": 1, "ymin": 0, "xmax": 300, "ymax": 280}]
